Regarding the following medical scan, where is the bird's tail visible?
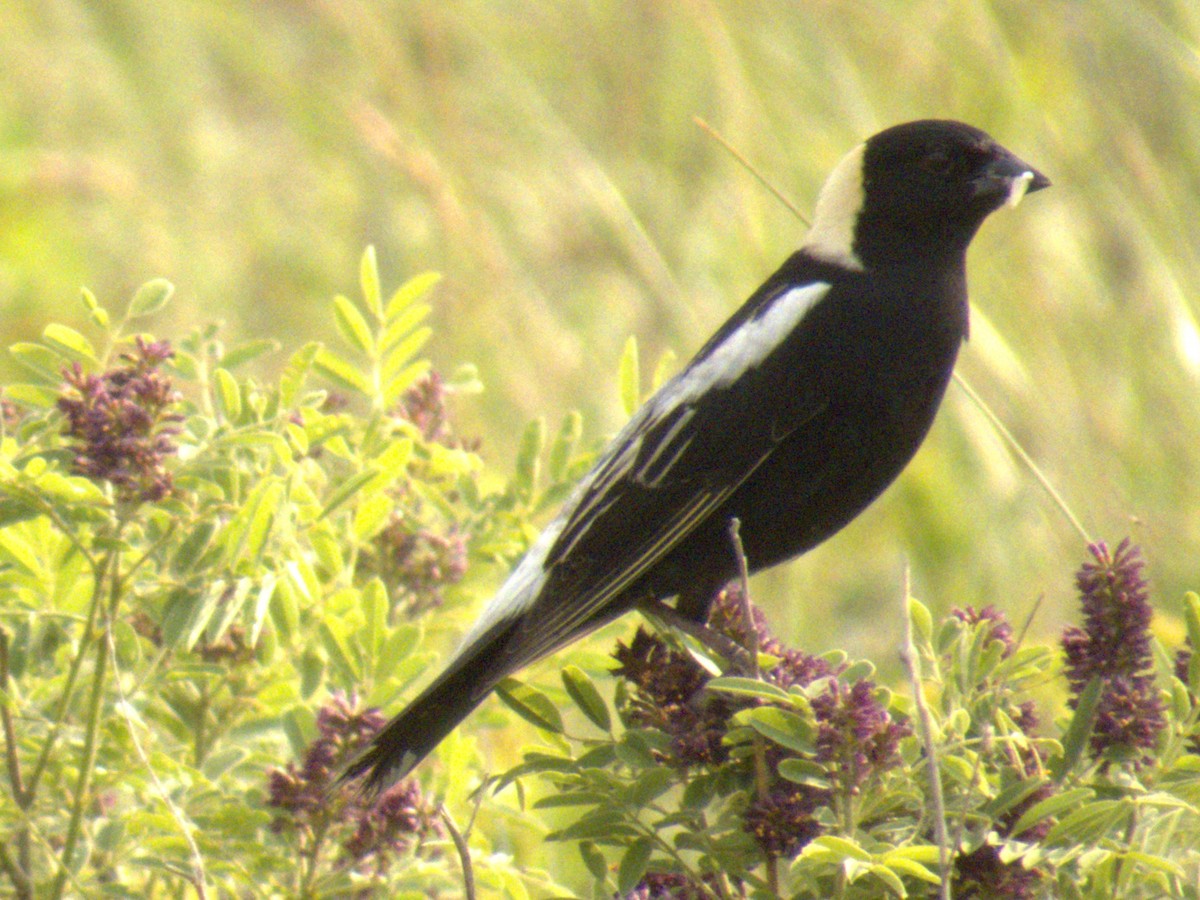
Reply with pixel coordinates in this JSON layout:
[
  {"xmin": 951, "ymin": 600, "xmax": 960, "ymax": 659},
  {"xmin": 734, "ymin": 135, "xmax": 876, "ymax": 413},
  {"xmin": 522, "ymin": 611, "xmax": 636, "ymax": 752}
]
[{"xmin": 337, "ymin": 621, "xmax": 518, "ymax": 796}]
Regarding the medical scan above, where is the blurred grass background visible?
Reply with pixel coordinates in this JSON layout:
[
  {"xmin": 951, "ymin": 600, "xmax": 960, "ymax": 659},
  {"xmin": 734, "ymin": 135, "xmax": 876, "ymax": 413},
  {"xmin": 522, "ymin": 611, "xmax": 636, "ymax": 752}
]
[{"xmin": 2, "ymin": 0, "xmax": 1199, "ymax": 660}]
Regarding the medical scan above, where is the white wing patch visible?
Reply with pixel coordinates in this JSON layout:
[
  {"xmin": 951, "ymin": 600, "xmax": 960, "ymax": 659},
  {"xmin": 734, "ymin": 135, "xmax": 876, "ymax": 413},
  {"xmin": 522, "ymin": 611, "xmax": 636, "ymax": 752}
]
[
  {"xmin": 450, "ymin": 280, "xmax": 831, "ymax": 658},
  {"xmin": 452, "ymin": 514, "xmax": 562, "ymax": 650},
  {"xmin": 674, "ymin": 282, "xmax": 830, "ymax": 402}
]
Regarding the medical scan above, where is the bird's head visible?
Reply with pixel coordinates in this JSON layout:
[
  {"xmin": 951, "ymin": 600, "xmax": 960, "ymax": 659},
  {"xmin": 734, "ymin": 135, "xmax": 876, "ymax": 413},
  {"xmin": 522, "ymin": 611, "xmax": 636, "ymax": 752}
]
[{"xmin": 804, "ymin": 119, "xmax": 1050, "ymax": 270}]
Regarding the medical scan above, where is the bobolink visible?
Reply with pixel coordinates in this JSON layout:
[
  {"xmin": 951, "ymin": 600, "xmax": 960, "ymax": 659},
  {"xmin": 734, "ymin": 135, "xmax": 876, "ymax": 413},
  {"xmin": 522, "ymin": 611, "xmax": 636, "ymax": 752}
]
[{"xmin": 343, "ymin": 119, "xmax": 1049, "ymax": 793}]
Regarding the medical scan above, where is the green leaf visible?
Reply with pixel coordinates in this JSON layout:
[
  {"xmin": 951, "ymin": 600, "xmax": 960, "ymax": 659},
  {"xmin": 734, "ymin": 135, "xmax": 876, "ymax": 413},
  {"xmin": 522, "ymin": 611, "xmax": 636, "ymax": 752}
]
[
  {"xmin": 446, "ymin": 361, "xmax": 483, "ymax": 394},
  {"xmin": 221, "ymin": 478, "xmax": 285, "ymax": 567},
  {"xmin": 368, "ymin": 437, "xmax": 413, "ymax": 487},
  {"xmin": 3, "ymin": 383, "xmax": 60, "ymax": 408},
  {"xmin": 280, "ymin": 342, "xmax": 321, "ymax": 408},
  {"xmin": 42, "ymin": 323, "xmax": 97, "ymax": 364},
  {"xmin": 618, "ymin": 335, "xmax": 639, "ymax": 417},
  {"xmin": 561, "ymin": 665, "xmax": 611, "ymax": 732},
  {"xmin": 0, "ymin": 498, "xmax": 41, "ymax": 529},
  {"xmin": 170, "ymin": 349, "xmax": 200, "ymax": 380},
  {"xmin": 548, "ymin": 411, "xmax": 583, "ymax": 482},
  {"xmin": 777, "ymin": 757, "xmax": 829, "ymax": 788},
  {"xmin": 578, "ymin": 841, "xmax": 608, "ymax": 881},
  {"xmin": 839, "ymin": 660, "xmax": 876, "ymax": 683},
  {"xmin": 1118, "ymin": 850, "xmax": 1185, "ymax": 880},
  {"xmin": 546, "ymin": 809, "xmax": 639, "ymax": 842},
  {"xmin": 319, "ymin": 620, "xmax": 360, "ymax": 684},
  {"xmin": 380, "ymin": 303, "xmax": 431, "ymax": 356},
  {"xmin": 707, "ymin": 676, "xmax": 794, "ymax": 705},
  {"xmin": 624, "ymin": 768, "xmax": 675, "ymax": 806},
  {"xmin": 248, "ymin": 573, "xmax": 276, "ymax": 647},
  {"xmin": 0, "ymin": 527, "xmax": 44, "ymax": 577},
  {"xmin": 736, "ymin": 706, "xmax": 816, "ymax": 755},
  {"xmin": 386, "ymin": 270, "xmax": 442, "ymax": 319},
  {"xmin": 1185, "ymin": 592, "xmax": 1200, "ymax": 694},
  {"xmin": 319, "ymin": 468, "xmax": 380, "ymax": 520},
  {"xmin": 495, "ymin": 678, "xmax": 564, "ymax": 734},
  {"xmin": 1044, "ymin": 798, "xmax": 1130, "ymax": 845},
  {"xmin": 651, "ymin": 348, "xmax": 678, "ymax": 390},
  {"xmin": 381, "ymin": 359, "xmax": 432, "ymax": 409},
  {"xmin": 352, "ymin": 491, "xmax": 392, "ymax": 541},
  {"xmin": 313, "ymin": 348, "xmax": 372, "ymax": 397},
  {"xmin": 805, "ymin": 834, "xmax": 872, "ymax": 862},
  {"xmin": 360, "ymin": 245, "xmax": 383, "ymax": 319},
  {"xmin": 532, "ymin": 791, "xmax": 611, "ymax": 809},
  {"xmin": 128, "ymin": 278, "xmax": 175, "ymax": 318},
  {"xmin": 514, "ymin": 417, "xmax": 545, "ymax": 498},
  {"xmin": 864, "ymin": 863, "xmax": 907, "ymax": 895},
  {"xmin": 270, "ymin": 574, "xmax": 301, "ymax": 641},
  {"xmin": 1051, "ymin": 676, "xmax": 1101, "ymax": 779},
  {"xmin": 299, "ymin": 647, "xmax": 325, "ymax": 698},
  {"xmin": 212, "ymin": 368, "xmax": 242, "ymax": 422},
  {"xmin": 381, "ymin": 325, "xmax": 432, "ymax": 377},
  {"xmin": 333, "ymin": 294, "xmax": 375, "ymax": 357},
  {"xmin": 183, "ymin": 580, "xmax": 228, "ymax": 651},
  {"xmin": 617, "ymin": 838, "xmax": 652, "ymax": 895},
  {"xmin": 220, "ymin": 338, "xmax": 280, "ymax": 370},
  {"xmin": 1010, "ymin": 787, "xmax": 1095, "ymax": 839},
  {"xmin": 907, "ymin": 595, "xmax": 933, "ymax": 647},
  {"xmin": 208, "ymin": 577, "xmax": 253, "ymax": 645},
  {"xmin": 80, "ymin": 287, "xmax": 110, "ymax": 329},
  {"xmin": 362, "ymin": 577, "xmax": 388, "ymax": 661},
  {"xmin": 10, "ymin": 342, "xmax": 67, "ymax": 383}
]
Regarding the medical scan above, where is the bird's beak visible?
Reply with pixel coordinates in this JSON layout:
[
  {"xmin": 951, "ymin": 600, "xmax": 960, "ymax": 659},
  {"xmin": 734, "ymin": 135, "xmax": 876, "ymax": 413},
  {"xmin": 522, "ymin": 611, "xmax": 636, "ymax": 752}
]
[{"xmin": 973, "ymin": 152, "xmax": 1051, "ymax": 208}]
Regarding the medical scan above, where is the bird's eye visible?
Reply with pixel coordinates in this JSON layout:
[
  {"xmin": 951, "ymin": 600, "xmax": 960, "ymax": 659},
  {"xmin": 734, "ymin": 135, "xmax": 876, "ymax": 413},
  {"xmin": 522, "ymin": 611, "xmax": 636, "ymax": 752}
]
[{"xmin": 920, "ymin": 149, "xmax": 954, "ymax": 176}]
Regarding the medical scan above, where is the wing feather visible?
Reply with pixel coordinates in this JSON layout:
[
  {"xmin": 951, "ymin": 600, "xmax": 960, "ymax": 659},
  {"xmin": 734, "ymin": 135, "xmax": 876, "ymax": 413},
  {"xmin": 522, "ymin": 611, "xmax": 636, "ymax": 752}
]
[{"xmin": 483, "ymin": 263, "xmax": 841, "ymax": 672}]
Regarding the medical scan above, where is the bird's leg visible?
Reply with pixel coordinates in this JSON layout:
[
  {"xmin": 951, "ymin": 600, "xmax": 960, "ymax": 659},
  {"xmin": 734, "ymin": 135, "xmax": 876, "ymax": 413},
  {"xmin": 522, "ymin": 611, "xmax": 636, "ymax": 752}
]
[
  {"xmin": 726, "ymin": 517, "xmax": 759, "ymax": 679},
  {"xmin": 636, "ymin": 596, "xmax": 756, "ymax": 673}
]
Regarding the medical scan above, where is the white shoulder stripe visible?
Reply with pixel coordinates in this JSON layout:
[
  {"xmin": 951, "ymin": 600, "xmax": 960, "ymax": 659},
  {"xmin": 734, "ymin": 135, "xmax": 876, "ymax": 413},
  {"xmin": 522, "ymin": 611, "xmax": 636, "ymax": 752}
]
[
  {"xmin": 674, "ymin": 282, "xmax": 831, "ymax": 402},
  {"xmin": 450, "ymin": 281, "xmax": 829, "ymax": 656}
]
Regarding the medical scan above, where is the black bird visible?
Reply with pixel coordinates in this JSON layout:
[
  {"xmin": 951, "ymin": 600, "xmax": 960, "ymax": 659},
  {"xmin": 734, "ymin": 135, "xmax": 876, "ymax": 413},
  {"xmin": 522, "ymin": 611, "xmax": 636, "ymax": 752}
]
[{"xmin": 343, "ymin": 119, "xmax": 1049, "ymax": 793}]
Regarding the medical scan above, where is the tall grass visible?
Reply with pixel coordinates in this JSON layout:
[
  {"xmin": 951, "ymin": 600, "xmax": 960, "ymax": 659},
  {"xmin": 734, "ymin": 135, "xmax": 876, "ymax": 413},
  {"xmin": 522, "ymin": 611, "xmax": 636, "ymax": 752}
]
[{"xmin": 2, "ymin": 0, "xmax": 1199, "ymax": 653}]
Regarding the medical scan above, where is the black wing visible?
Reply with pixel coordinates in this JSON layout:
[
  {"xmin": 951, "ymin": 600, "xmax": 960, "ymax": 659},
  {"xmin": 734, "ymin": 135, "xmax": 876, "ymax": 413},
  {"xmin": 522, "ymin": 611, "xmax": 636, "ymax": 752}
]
[{"xmin": 498, "ymin": 254, "xmax": 841, "ymax": 666}]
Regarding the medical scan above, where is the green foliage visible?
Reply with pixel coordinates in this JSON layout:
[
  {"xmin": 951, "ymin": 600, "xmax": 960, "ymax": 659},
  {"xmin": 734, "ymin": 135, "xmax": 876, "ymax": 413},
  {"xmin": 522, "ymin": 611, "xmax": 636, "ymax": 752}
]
[
  {"xmin": 0, "ymin": 255, "xmax": 587, "ymax": 897},
  {"xmin": 497, "ymin": 588, "xmax": 1200, "ymax": 899},
  {"xmin": 7, "ymin": 0, "xmax": 1200, "ymax": 652},
  {"xmin": 2, "ymin": 254, "xmax": 1200, "ymax": 898}
]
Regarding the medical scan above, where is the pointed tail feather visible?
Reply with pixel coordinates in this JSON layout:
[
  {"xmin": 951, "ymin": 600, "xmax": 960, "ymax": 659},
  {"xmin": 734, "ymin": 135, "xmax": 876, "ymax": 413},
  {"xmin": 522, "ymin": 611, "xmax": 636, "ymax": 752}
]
[{"xmin": 338, "ymin": 621, "xmax": 518, "ymax": 795}]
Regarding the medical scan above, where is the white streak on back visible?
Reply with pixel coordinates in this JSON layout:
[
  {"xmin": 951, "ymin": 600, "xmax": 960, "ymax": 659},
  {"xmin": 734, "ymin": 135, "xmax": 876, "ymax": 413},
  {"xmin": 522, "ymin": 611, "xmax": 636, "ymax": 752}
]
[
  {"xmin": 674, "ymin": 282, "xmax": 830, "ymax": 402},
  {"xmin": 449, "ymin": 283, "xmax": 830, "ymax": 657}
]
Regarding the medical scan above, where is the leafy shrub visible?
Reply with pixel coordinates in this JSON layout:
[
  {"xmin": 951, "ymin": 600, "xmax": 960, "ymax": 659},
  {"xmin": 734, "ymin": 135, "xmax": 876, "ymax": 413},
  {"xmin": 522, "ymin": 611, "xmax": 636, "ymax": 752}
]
[{"xmin": 1, "ymin": 250, "xmax": 1199, "ymax": 899}]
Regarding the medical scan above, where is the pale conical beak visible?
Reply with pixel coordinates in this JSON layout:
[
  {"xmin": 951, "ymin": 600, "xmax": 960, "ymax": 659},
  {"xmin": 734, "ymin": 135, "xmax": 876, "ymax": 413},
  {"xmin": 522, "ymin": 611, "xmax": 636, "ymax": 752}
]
[
  {"xmin": 1005, "ymin": 168, "xmax": 1052, "ymax": 207},
  {"xmin": 973, "ymin": 153, "xmax": 1051, "ymax": 208}
]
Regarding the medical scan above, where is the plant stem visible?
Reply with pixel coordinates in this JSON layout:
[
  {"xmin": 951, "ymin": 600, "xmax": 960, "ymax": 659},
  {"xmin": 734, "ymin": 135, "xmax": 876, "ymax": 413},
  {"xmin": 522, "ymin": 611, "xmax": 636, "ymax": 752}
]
[
  {"xmin": 50, "ymin": 547, "xmax": 120, "ymax": 900},
  {"xmin": 952, "ymin": 372, "xmax": 1092, "ymax": 545},
  {"xmin": 900, "ymin": 570, "xmax": 952, "ymax": 900},
  {"xmin": 0, "ymin": 628, "xmax": 32, "ymax": 899}
]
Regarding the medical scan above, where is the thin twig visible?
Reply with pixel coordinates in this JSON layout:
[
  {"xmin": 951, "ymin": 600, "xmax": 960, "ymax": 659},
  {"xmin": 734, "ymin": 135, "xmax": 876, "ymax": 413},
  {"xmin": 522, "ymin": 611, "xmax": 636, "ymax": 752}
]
[
  {"xmin": 439, "ymin": 805, "xmax": 476, "ymax": 900},
  {"xmin": 0, "ymin": 628, "xmax": 25, "ymax": 803},
  {"xmin": 693, "ymin": 118, "xmax": 810, "ymax": 226},
  {"xmin": 726, "ymin": 517, "xmax": 778, "ymax": 897},
  {"xmin": 106, "ymin": 609, "xmax": 209, "ymax": 898},
  {"xmin": 899, "ymin": 568, "xmax": 952, "ymax": 900},
  {"xmin": 952, "ymin": 372, "xmax": 1092, "ymax": 545},
  {"xmin": 0, "ymin": 628, "xmax": 32, "ymax": 900},
  {"xmin": 727, "ymin": 518, "xmax": 759, "ymax": 679}
]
